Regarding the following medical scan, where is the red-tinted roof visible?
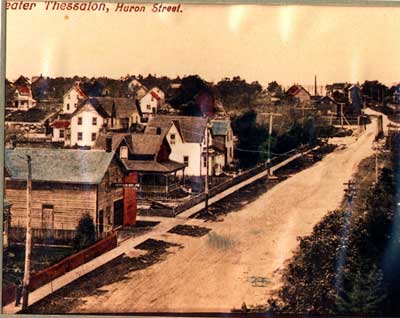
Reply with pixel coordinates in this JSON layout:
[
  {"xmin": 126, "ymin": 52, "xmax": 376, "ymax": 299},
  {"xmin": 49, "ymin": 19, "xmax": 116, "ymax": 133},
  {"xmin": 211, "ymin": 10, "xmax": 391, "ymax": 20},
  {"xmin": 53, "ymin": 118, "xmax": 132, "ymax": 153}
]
[
  {"xmin": 16, "ymin": 86, "xmax": 30, "ymax": 95},
  {"xmin": 74, "ymin": 84, "xmax": 87, "ymax": 98},
  {"xmin": 150, "ymin": 91, "xmax": 161, "ymax": 100},
  {"xmin": 51, "ymin": 120, "xmax": 70, "ymax": 129}
]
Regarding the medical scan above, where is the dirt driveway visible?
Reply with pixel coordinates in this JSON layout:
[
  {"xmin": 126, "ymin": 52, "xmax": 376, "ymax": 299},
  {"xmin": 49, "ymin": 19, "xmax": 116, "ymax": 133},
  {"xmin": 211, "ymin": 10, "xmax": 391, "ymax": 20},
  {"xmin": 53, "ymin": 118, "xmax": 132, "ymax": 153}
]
[{"xmin": 63, "ymin": 117, "xmax": 379, "ymax": 314}]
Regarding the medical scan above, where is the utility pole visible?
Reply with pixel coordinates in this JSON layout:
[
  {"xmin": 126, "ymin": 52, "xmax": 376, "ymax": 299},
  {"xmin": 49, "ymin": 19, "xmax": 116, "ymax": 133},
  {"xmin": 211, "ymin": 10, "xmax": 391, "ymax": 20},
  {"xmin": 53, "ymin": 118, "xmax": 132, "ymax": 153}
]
[
  {"xmin": 261, "ymin": 112, "xmax": 283, "ymax": 175},
  {"xmin": 22, "ymin": 155, "xmax": 32, "ymax": 311},
  {"xmin": 204, "ymin": 120, "xmax": 211, "ymax": 215}
]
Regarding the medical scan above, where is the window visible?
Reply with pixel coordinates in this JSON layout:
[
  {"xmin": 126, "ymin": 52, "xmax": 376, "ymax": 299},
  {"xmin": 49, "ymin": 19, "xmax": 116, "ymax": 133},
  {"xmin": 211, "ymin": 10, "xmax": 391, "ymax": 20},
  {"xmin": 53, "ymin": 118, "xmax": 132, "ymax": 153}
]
[
  {"xmin": 59, "ymin": 129, "xmax": 64, "ymax": 138},
  {"xmin": 91, "ymin": 133, "xmax": 97, "ymax": 141},
  {"xmin": 120, "ymin": 146, "xmax": 128, "ymax": 159},
  {"xmin": 66, "ymin": 103, "xmax": 70, "ymax": 110},
  {"xmin": 67, "ymin": 94, "xmax": 70, "ymax": 99},
  {"xmin": 77, "ymin": 117, "xmax": 82, "ymax": 125},
  {"xmin": 92, "ymin": 117, "xmax": 97, "ymax": 125},
  {"xmin": 77, "ymin": 132, "xmax": 83, "ymax": 141},
  {"xmin": 146, "ymin": 104, "xmax": 151, "ymax": 110},
  {"xmin": 203, "ymin": 156, "xmax": 207, "ymax": 168},
  {"xmin": 183, "ymin": 156, "xmax": 189, "ymax": 166},
  {"xmin": 170, "ymin": 134, "xmax": 176, "ymax": 145}
]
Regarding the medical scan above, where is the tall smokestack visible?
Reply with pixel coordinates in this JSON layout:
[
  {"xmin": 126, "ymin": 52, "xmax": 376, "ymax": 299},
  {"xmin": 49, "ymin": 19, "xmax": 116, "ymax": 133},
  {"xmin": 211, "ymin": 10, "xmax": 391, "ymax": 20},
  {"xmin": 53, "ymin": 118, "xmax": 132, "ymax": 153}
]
[{"xmin": 314, "ymin": 75, "xmax": 317, "ymax": 96}]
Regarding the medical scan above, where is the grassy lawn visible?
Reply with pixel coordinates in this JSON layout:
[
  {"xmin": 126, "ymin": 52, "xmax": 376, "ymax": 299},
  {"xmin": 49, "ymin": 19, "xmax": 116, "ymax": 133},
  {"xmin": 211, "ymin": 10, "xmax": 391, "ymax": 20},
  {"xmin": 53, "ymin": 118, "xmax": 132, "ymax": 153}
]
[{"xmin": 2, "ymin": 244, "xmax": 74, "ymax": 286}]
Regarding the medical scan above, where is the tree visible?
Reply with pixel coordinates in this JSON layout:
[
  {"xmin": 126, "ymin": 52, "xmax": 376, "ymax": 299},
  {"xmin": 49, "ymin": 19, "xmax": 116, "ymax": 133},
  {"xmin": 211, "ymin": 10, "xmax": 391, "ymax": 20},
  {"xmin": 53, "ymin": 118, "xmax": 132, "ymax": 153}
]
[
  {"xmin": 232, "ymin": 110, "xmax": 268, "ymax": 168},
  {"xmin": 73, "ymin": 213, "xmax": 96, "ymax": 250},
  {"xmin": 267, "ymin": 81, "xmax": 283, "ymax": 95},
  {"xmin": 336, "ymin": 262, "xmax": 387, "ymax": 315}
]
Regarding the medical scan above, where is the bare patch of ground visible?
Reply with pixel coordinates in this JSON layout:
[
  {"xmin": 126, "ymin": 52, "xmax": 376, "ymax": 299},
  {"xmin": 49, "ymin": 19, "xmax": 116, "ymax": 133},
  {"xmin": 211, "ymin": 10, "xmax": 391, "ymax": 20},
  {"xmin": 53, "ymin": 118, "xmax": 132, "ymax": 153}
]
[{"xmin": 168, "ymin": 225, "xmax": 211, "ymax": 237}]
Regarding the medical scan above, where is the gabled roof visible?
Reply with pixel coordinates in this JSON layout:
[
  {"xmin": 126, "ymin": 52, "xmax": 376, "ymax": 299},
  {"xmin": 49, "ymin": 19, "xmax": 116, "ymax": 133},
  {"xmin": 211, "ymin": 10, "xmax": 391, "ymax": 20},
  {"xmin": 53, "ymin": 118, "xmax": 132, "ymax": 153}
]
[
  {"xmin": 312, "ymin": 95, "xmax": 339, "ymax": 105},
  {"xmin": 72, "ymin": 98, "xmax": 110, "ymax": 118},
  {"xmin": 130, "ymin": 134, "xmax": 164, "ymax": 155},
  {"xmin": 146, "ymin": 115, "xmax": 207, "ymax": 144},
  {"xmin": 64, "ymin": 83, "xmax": 88, "ymax": 99},
  {"xmin": 5, "ymin": 148, "xmax": 115, "ymax": 184},
  {"xmin": 95, "ymin": 97, "xmax": 138, "ymax": 119},
  {"xmin": 15, "ymin": 86, "xmax": 31, "ymax": 96},
  {"xmin": 93, "ymin": 132, "xmax": 133, "ymax": 152},
  {"xmin": 286, "ymin": 84, "xmax": 311, "ymax": 97}
]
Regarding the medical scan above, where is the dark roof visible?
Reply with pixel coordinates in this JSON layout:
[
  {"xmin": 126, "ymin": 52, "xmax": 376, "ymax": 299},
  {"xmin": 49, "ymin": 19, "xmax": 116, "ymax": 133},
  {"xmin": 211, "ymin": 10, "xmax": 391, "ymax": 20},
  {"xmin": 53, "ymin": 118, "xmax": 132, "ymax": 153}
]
[
  {"xmin": 5, "ymin": 148, "xmax": 115, "ymax": 184},
  {"xmin": 131, "ymin": 134, "xmax": 164, "ymax": 155},
  {"xmin": 72, "ymin": 98, "xmax": 110, "ymax": 118},
  {"xmin": 5, "ymin": 107, "xmax": 57, "ymax": 123},
  {"xmin": 312, "ymin": 95, "xmax": 339, "ymax": 105},
  {"xmin": 146, "ymin": 115, "xmax": 207, "ymax": 143},
  {"xmin": 211, "ymin": 120, "xmax": 229, "ymax": 136},
  {"xmin": 121, "ymin": 159, "xmax": 185, "ymax": 173},
  {"xmin": 93, "ymin": 132, "xmax": 132, "ymax": 152},
  {"xmin": 95, "ymin": 97, "xmax": 138, "ymax": 119}
]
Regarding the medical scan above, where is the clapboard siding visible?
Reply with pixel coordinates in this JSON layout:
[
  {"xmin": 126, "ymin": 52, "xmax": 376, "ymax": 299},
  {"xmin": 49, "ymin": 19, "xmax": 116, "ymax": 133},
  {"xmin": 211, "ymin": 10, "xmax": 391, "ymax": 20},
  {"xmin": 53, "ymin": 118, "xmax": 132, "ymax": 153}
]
[{"xmin": 5, "ymin": 180, "xmax": 97, "ymax": 231}]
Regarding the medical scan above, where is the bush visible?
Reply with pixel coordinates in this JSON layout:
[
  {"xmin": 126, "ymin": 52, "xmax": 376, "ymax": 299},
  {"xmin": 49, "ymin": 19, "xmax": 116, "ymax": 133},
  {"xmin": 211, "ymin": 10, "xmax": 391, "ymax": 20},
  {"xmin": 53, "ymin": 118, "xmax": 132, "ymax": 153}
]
[{"xmin": 73, "ymin": 213, "xmax": 96, "ymax": 250}]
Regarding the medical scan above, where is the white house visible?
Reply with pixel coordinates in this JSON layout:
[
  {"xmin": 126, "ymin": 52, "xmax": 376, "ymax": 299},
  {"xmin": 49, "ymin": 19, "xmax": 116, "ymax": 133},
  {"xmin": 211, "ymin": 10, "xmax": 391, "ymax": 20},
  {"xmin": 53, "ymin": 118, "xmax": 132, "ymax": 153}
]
[
  {"xmin": 63, "ymin": 83, "xmax": 88, "ymax": 114},
  {"xmin": 70, "ymin": 99, "xmax": 109, "ymax": 147},
  {"xmin": 139, "ymin": 91, "xmax": 162, "ymax": 122},
  {"xmin": 146, "ymin": 116, "xmax": 218, "ymax": 177},
  {"xmin": 11, "ymin": 86, "xmax": 37, "ymax": 111}
]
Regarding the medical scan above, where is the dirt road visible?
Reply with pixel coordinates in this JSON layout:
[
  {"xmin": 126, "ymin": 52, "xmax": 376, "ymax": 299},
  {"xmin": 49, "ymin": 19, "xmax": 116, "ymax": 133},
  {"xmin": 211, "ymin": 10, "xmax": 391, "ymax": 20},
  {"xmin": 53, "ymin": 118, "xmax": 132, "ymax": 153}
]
[{"xmin": 72, "ymin": 119, "xmax": 379, "ymax": 313}]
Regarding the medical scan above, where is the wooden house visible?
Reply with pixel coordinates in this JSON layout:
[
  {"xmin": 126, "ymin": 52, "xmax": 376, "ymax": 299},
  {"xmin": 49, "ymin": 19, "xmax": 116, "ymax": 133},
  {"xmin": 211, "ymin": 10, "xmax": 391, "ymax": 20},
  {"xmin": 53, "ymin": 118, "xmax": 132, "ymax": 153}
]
[
  {"xmin": 286, "ymin": 84, "xmax": 312, "ymax": 104},
  {"xmin": 4, "ymin": 148, "xmax": 136, "ymax": 242}
]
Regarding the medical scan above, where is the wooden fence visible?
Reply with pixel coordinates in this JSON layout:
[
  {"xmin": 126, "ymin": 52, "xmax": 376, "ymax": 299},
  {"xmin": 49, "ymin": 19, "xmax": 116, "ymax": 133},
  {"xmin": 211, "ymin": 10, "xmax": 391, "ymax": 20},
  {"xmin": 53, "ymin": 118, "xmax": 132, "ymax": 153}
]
[{"xmin": 2, "ymin": 233, "xmax": 117, "ymax": 306}]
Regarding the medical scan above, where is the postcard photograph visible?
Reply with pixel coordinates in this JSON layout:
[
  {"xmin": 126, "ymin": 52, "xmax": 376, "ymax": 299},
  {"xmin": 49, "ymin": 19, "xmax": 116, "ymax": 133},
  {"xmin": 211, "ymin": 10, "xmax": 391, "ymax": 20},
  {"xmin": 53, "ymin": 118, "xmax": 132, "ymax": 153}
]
[{"xmin": 2, "ymin": 1, "xmax": 400, "ymax": 315}]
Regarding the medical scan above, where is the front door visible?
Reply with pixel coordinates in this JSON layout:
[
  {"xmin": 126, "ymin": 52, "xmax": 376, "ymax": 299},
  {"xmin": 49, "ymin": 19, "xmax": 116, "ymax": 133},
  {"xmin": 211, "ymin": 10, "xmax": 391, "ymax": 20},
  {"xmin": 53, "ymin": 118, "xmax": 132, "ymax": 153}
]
[{"xmin": 113, "ymin": 199, "xmax": 124, "ymax": 227}]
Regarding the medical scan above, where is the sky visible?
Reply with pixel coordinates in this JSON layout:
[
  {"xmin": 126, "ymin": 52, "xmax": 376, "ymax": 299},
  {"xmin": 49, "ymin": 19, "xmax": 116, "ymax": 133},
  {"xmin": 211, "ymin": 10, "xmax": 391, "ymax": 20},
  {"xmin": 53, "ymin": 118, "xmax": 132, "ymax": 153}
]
[{"xmin": 5, "ymin": 2, "xmax": 400, "ymax": 87}]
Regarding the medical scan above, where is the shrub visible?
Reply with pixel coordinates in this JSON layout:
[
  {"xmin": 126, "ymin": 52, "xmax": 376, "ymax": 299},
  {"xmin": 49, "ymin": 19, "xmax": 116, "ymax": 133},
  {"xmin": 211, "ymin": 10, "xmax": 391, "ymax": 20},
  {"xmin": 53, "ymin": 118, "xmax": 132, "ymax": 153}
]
[{"xmin": 73, "ymin": 213, "xmax": 96, "ymax": 250}]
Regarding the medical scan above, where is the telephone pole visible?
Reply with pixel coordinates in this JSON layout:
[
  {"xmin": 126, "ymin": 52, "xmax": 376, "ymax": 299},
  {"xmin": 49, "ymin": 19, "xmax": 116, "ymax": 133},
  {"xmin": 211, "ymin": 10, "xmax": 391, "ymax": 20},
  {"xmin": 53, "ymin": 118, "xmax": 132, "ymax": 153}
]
[
  {"xmin": 261, "ymin": 112, "xmax": 283, "ymax": 175},
  {"xmin": 22, "ymin": 155, "xmax": 33, "ymax": 311},
  {"xmin": 204, "ymin": 120, "xmax": 211, "ymax": 215}
]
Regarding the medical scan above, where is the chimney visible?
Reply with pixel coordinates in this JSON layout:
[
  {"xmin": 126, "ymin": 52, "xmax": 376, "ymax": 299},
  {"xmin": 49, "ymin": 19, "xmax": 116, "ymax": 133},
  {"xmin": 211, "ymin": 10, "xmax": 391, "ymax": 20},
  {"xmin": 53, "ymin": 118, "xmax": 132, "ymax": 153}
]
[{"xmin": 105, "ymin": 134, "xmax": 113, "ymax": 152}]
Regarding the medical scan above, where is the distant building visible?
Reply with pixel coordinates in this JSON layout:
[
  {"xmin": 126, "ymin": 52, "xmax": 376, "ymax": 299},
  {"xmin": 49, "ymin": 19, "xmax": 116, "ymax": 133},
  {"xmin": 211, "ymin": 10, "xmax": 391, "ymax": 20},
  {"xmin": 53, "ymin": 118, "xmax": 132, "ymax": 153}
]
[
  {"xmin": 139, "ymin": 91, "xmax": 163, "ymax": 122},
  {"xmin": 286, "ymin": 84, "xmax": 311, "ymax": 104},
  {"xmin": 210, "ymin": 118, "xmax": 235, "ymax": 173},
  {"xmin": 63, "ymin": 82, "xmax": 88, "ymax": 114},
  {"xmin": 8, "ymin": 85, "xmax": 37, "ymax": 111}
]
